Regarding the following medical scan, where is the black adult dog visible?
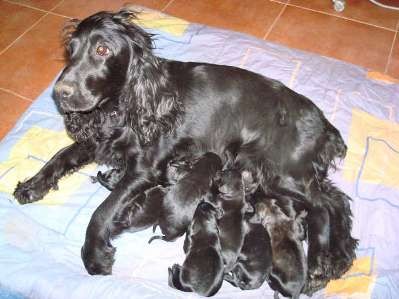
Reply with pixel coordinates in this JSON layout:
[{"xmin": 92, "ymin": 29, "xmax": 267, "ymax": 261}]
[{"xmin": 13, "ymin": 8, "xmax": 357, "ymax": 290}]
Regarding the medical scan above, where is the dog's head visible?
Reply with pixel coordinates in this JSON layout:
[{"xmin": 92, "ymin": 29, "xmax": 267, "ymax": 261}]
[{"xmin": 54, "ymin": 9, "xmax": 154, "ymax": 113}]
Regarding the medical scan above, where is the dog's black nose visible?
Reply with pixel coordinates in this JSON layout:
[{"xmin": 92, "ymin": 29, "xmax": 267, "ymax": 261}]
[{"xmin": 54, "ymin": 82, "xmax": 74, "ymax": 99}]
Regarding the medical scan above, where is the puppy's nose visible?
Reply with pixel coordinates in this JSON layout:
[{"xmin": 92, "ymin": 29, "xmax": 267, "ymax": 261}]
[{"xmin": 54, "ymin": 82, "xmax": 74, "ymax": 99}]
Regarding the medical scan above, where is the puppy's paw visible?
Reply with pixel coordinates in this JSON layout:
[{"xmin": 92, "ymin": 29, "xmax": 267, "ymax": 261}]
[
  {"xmin": 81, "ymin": 240, "xmax": 116, "ymax": 275},
  {"xmin": 14, "ymin": 178, "xmax": 52, "ymax": 204}
]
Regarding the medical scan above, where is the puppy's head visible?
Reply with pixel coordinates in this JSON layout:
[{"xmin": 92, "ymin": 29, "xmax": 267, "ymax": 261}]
[
  {"xmin": 217, "ymin": 169, "xmax": 243, "ymax": 197},
  {"xmin": 250, "ymin": 199, "xmax": 288, "ymax": 226},
  {"xmin": 190, "ymin": 201, "xmax": 223, "ymax": 236}
]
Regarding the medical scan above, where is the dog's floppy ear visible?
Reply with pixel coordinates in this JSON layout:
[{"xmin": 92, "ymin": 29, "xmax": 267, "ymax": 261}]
[
  {"xmin": 112, "ymin": 8, "xmax": 154, "ymax": 53},
  {"xmin": 62, "ymin": 18, "xmax": 80, "ymax": 48}
]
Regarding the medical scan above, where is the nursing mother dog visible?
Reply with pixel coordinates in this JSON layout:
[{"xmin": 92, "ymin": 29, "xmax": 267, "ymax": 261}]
[{"xmin": 13, "ymin": 8, "xmax": 357, "ymax": 294}]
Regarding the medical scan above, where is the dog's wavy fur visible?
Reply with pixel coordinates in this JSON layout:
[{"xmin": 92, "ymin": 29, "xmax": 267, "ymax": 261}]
[{"xmin": 13, "ymin": 8, "xmax": 357, "ymax": 289}]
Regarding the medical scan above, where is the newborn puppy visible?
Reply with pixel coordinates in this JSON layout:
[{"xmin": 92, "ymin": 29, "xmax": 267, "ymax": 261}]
[
  {"xmin": 224, "ymin": 221, "xmax": 272, "ymax": 290},
  {"xmin": 251, "ymin": 197, "xmax": 307, "ymax": 299},
  {"xmin": 110, "ymin": 185, "xmax": 167, "ymax": 235},
  {"xmin": 212, "ymin": 168, "xmax": 251, "ymax": 271},
  {"xmin": 168, "ymin": 201, "xmax": 224, "ymax": 297},
  {"xmin": 150, "ymin": 152, "xmax": 223, "ymax": 242},
  {"xmin": 108, "ymin": 156, "xmax": 194, "ymax": 237}
]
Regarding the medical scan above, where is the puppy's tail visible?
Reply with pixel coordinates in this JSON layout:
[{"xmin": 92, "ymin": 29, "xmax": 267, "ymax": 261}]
[{"xmin": 148, "ymin": 235, "xmax": 163, "ymax": 244}]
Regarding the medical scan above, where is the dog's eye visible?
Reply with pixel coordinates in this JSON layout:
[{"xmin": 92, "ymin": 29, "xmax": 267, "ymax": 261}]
[{"xmin": 96, "ymin": 45, "xmax": 110, "ymax": 56}]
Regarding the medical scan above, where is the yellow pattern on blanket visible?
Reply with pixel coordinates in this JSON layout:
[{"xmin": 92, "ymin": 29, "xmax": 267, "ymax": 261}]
[
  {"xmin": 325, "ymin": 257, "xmax": 376, "ymax": 298},
  {"xmin": 343, "ymin": 109, "xmax": 399, "ymax": 188},
  {"xmin": 0, "ymin": 126, "xmax": 95, "ymax": 205},
  {"xmin": 130, "ymin": 10, "xmax": 190, "ymax": 37}
]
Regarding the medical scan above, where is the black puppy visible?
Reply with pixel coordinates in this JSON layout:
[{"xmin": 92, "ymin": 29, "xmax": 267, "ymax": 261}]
[
  {"xmin": 168, "ymin": 201, "xmax": 224, "ymax": 297},
  {"xmin": 210, "ymin": 168, "xmax": 251, "ymax": 272},
  {"xmin": 251, "ymin": 199, "xmax": 307, "ymax": 299},
  {"xmin": 93, "ymin": 150, "xmax": 193, "ymax": 191},
  {"xmin": 150, "ymin": 152, "xmax": 222, "ymax": 242},
  {"xmin": 224, "ymin": 220, "xmax": 272, "ymax": 290}
]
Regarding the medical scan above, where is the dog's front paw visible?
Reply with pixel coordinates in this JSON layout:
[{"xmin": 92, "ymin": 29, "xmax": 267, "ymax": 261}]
[
  {"xmin": 14, "ymin": 178, "xmax": 52, "ymax": 204},
  {"xmin": 81, "ymin": 240, "xmax": 115, "ymax": 275}
]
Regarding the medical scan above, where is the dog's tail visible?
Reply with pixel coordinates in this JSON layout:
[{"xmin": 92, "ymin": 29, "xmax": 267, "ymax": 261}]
[{"xmin": 314, "ymin": 122, "xmax": 347, "ymax": 180}]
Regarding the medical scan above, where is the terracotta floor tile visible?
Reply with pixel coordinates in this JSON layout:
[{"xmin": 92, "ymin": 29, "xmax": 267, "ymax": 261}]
[
  {"xmin": 0, "ymin": 14, "xmax": 67, "ymax": 100},
  {"xmin": 387, "ymin": 35, "xmax": 399, "ymax": 78},
  {"xmin": 165, "ymin": 0, "xmax": 285, "ymax": 39},
  {"xmin": 267, "ymin": 6, "xmax": 395, "ymax": 72},
  {"xmin": 53, "ymin": 0, "xmax": 171, "ymax": 19},
  {"xmin": 289, "ymin": 0, "xmax": 399, "ymax": 30},
  {"xmin": 7, "ymin": 0, "xmax": 62, "ymax": 11},
  {"xmin": 0, "ymin": 89, "xmax": 31, "ymax": 140},
  {"xmin": 0, "ymin": 1, "xmax": 44, "ymax": 51}
]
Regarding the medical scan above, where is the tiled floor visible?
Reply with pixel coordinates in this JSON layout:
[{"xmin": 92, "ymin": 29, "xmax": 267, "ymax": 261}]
[{"xmin": 0, "ymin": 0, "xmax": 398, "ymax": 140}]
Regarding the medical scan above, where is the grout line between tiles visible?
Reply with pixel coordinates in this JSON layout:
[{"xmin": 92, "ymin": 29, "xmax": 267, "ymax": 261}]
[
  {"xmin": 0, "ymin": 13, "xmax": 48, "ymax": 56},
  {"xmin": 269, "ymin": 0, "xmax": 289, "ymax": 4},
  {"xmin": 263, "ymin": 2, "xmax": 288, "ymax": 40},
  {"xmin": 162, "ymin": 0, "xmax": 175, "ymax": 12},
  {"xmin": 384, "ymin": 21, "xmax": 398, "ymax": 74},
  {"xmin": 0, "ymin": 0, "xmax": 69, "ymax": 57},
  {"xmin": 0, "ymin": 87, "xmax": 33, "ymax": 102},
  {"xmin": 3, "ymin": 0, "xmax": 71, "ymax": 19},
  {"xmin": 49, "ymin": 0, "xmax": 66, "ymax": 12},
  {"xmin": 287, "ymin": 2, "xmax": 397, "ymax": 33}
]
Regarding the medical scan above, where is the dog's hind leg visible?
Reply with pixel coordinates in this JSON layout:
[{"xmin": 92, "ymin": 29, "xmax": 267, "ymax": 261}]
[
  {"xmin": 305, "ymin": 206, "xmax": 332, "ymax": 293},
  {"xmin": 320, "ymin": 180, "xmax": 358, "ymax": 279}
]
